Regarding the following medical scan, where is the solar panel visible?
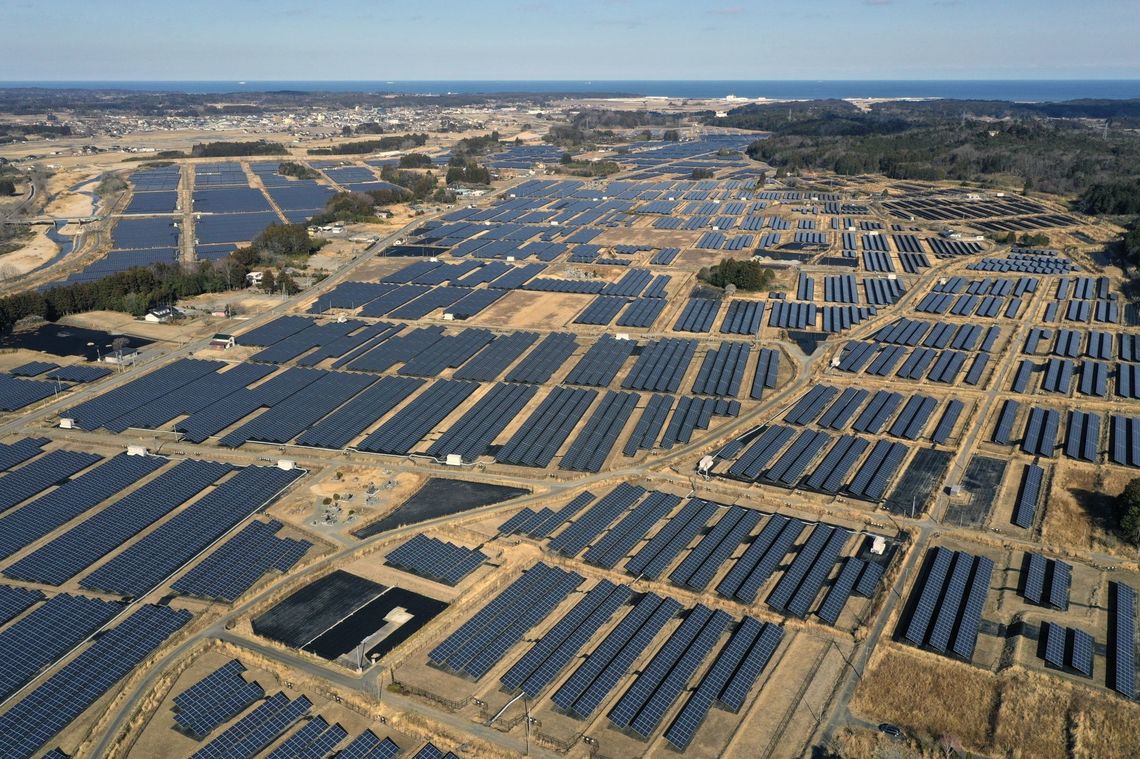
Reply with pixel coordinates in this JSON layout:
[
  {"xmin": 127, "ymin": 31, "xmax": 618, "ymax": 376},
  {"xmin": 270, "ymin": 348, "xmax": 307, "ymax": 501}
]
[
  {"xmin": 172, "ymin": 520, "xmax": 311, "ymax": 602},
  {"xmin": 3, "ymin": 459, "xmax": 231, "ymax": 586},
  {"xmin": 81, "ymin": 465, "xmax": 304, "ymax": 598},
  {"xmin": 0, "ymin": 604, "xmax": 192, "ymax": 759},
  {"xmin": 189, "ymin": 692, "xmax": 312, "ymax": 759},
  {"xmin": 1069, "ymin": 628, "xmax": 1095, "ymax": 677},
  {"xmin": 173, "ymin": 660, "xmax": 265, "ymax": 739},
  {"xmin": 385, "ymin": 533, "xmax": 486, "ymax": 586},
  {"xmin": 502, "ymin": 580, "xmax": 631, "ymax": 698},
  {"xmin": 552, "ymin": 593, "xmax": 681, "ymax": 718},
  {"xmin": 719, "ymin": 622, "xmax": 784, "ymax": 712}
]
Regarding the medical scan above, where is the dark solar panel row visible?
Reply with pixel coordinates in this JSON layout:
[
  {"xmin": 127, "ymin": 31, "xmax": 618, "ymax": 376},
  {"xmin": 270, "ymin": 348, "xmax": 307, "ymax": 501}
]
[
  {"xmin": 768, "ymin": 300, "xmax": 816, "ymax": 329},
  {"xmin": 102, "ymin": 363, "xmax": 276, "ymax": 434},
  {"xmin": 659, "ymin": 396, "xmax": 739, "ymax": 449},
  {"xmin": 1010, "ymin": 461, "xmax": 1044, "ymax": 530},
  {"xmin": 0, "ymin": 374, "xmax": 62, "ymax": 411},
  {"xmin": 609, "ymin": 604, "xmax": 732, "ymax": 737},
  {"xmin": 664, "ymin": 617, "xmax": 783, "ymax": 749},
  {"xmin": 189, "ymin": 691, "xmax": 313, "ymax": 759},
  {"xmin": 564, "ymin": 335, "xmax": 636, "ymax": 387},
  {"xmin": 502, "ymin": 332, "xmax": 577, "ymax": 384},
  {"xmin": 674, "ymin": 298, "xmax": 720, "ymax": 333},
  {"xmin": 766, "ymin": 524, "xmax": 849, "ymax": 616},
  {"xmin": 173, "ymin": 659, "xmax": 264, "ymax": 739},
  {"xmin": 0, "ymin": 604, "xmax": 192, "ymax": 759},
  {"xmin": 902, "ymin": 547, "xmax": 994, "ymax": 661},
  {"xmin": 4, "ymin": 460, "xmax": 232, "ymax": 586},
  {"xmin": 65, "ymin": 358, "xmax": 226, "ymax": 429},
  {"xmin": 749, "ymin": 348, "xmax": 780, "ymax": 400},
  {"xmin": 726, "ymin": 426, "xmax": 797, "ymax": 480},
  {"xmin": 496, "ymin": 386, "xmax": 597, "ymax": 468},
  {"xmin": 622, "ymin": 394, "xmax": 673, "ymax": 455},
  {"xmin": 1110, "ymin": 581, "xmax": 1136, "ymax": 698},
  {"xmin": 357, "ymin": 380, "xmax": 479, "ymax": 455},
  {"xmin": 266, "ymin": 715, "xmax": 348, "ymax": 759},
  {"xmin": 671, "ymin": 506, "xmax": 761, "ymax": 591},
  {"xmin": 720, "ymin": 300, "xmax": 765, "ymax": 335},
  {"xmin": 847, "ymin": 440, "xmax": 909, "ymax": 502},
  {"xmin": 560, "ymin": 391, "xmax": 639, "ymax": 472},
  {"xmin": 294, "ymin": 376, "xmax": 425, "ymax": 450},
  {"xmin": 692, "ymin": 341, "xmax": 751, "ymax": 397},
  {"xmin": 551, "ymin": 593, "xmax": 681, "ymax": 718},
  {"xmin": 626, "ymin": 498, "xmax": 717, "ymax": 580},
  {"xmin": 171, "ymin": 519, "xmax": 310, "ymax": 602},
  {"xmin": 0, "ymin": 453, "xmax": 165, "ymax": 565},
  {"xmin": 622, "ymin": 338, "xmax": 696, "ymax": 393},
  {"xmin": 386, "ymin": 533, "xmax": 486, "ymax": 586},
  {"xmin": 0, "ymin": 438, "xmax": 48, "ymax": 473},
  {"xmin": 428, "ymin": 563, "xmax": 583, "ymax": 679},
  {"xmin": 549, "ymin": 484, "xmax": 646, "ymax": 557},
  {"xmin": 0, "ymin": 592, "xmax": 123, "ymax": 701},
  {"xmin": 0, "ymin": 448, "xmax": 104, "ymax": 514},
  {"xmin": 80, "ymin": 465, "xmax": 304, "ymax": 598},
  {"xmin": 501, "ymin": 580, "xmax": 632, "ymax": 698},
  {"xmin": 426, "ymin": 382, "xmax": 536, "ymax": 461},
  {"xmin": 582, "ymin": 491, "xmax": 681, "ymax": 570},
  {"xmin": 1021, "ymin": 406, "xmax": 1061, "ymax": 457},
  {"xmin": 219, "ymin": 371, "xmax": 378, "ymax": 447}
]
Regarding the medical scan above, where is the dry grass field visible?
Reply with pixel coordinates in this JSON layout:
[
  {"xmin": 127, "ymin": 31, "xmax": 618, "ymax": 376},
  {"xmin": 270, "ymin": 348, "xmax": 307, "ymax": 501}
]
[
  {"xmin": 850, "ymin": 645, "xmax": 1140, "ymax": 758},
  {"xmin": 850, "ymin": 645, "xmax": 998, "ymax": 753}
]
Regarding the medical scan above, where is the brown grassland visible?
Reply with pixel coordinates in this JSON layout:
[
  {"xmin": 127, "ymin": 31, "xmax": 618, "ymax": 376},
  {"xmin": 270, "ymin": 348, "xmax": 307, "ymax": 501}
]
[{"xmin": 848, "ymin": 644, "xmax": 1140, "ymax": 758}]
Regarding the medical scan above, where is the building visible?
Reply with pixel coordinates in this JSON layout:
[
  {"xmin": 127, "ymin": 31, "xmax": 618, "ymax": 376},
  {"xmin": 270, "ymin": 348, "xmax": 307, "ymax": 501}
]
[{"xmin": 144, "ymin": 306, "xmax": 175, "ymax": 323}]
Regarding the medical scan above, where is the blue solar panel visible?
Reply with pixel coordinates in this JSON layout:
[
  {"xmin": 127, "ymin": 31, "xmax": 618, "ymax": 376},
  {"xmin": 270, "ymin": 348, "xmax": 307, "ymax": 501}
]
[{"xmin": 0, "ymin": 604, "xmax": 192, "ymax": 759}]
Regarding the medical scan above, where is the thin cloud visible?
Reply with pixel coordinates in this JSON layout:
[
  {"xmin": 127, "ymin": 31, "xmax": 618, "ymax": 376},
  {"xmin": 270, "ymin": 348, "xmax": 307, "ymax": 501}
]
[{"xmin": 710, "ymin": 5, "xmax": 745, "ymax": 14}]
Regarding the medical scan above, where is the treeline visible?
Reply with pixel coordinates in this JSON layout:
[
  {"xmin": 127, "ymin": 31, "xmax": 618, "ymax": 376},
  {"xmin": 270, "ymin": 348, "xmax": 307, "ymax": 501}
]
[
  {"xmin": 1078, "ymin": 181, "xmax": 1140, "ymax": 215},
  {"xmin": 452, "ymin": 132, "xmax": 502, "ymax": 157},
  {"xmin": 446, "ymin": 159, "xmax": 491, "ymax": 185},
  {"xmin": 697, "ymin": 259, "xmax": 776, "ymax": 291},
  {"xmin": 0, "ymin": 223, "xmax": 320, "ymax": 333},
  {"xmin": 307, "ymin": 133, "xmax": 427, "ymax": 155},
  {"xmin": 556, "ymin": 156, "xmax": 621, "ymax": 178},
  {"xmin": 569, "ymin": 109, "xmax": 689, "ymax": 130},
  {"xmin": 277, "ymin": 161, "xmax": 319, "ymax": 179},
  {"xmin": 714, "ymin": 99, "xmax": 1140, "ymax": 198},
  {"xmin": 190, "ymin": 140, "xmax": 287, "ymax": 158},
  {"xmin": 746, "ymin": 120, "xmax": 1140, "ymax": 196}
]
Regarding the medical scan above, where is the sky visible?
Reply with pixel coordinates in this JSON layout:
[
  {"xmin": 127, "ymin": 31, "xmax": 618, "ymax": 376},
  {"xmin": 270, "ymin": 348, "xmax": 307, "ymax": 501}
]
[{"xmin": 2, "ymin": 0, "xmax": 1139, "ymax": 81}]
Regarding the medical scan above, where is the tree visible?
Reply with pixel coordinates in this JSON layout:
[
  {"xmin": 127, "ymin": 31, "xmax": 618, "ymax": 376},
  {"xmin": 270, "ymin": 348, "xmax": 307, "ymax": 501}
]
[
  {"xmin": 260, "ymin": 269, "xmax": 276, "ymax": 293},
  {"xmin": 1116, "ymin": 478, "xmax": 1140, "ymax": 545},
  {"xmin": 0, "ymin": 179, "xmax": 15, "ymax": 196},
  {"xmin": 560, "ymin": 152, "xmax": 573, "ymax": 165},
  {"xmin": 663, "ymin": 129, "xmax": 681, "ymax": 142}
]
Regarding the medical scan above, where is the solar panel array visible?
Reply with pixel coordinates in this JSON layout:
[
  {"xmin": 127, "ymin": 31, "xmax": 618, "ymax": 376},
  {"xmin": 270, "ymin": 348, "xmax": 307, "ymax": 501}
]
[
  {"xmin": 664, "ymin": 616, "xmax": 784, "ymax": 749},
  {"xmin": 428, "ymin": 563, "xmax": 582, "ymax": 679},
  {"xmin": 902, "ymin": 547, "xmax": 994, "ymax": 661},
  {"xmin": 0, "ymin": 592, "xmax": 122, "ymax": 701},
  {"xmin": 189, "ymin": 691, "xmax": 313, "ymax": 759},
  {"xmin": 552, "ymin": 592, "xmax": 681, "ymax": 718},
  {"xmin": 173, "ymin": 660, "xmax": 265, "ymax": 739},
  {"xmin": 608, "ymin": 604, "xmax": 732, "ymax": 737},
  {"xmin": 386, "ymin": 534, "xmax": 487, "ymax": 586},
  {"xmin": 0, "ymin": 604, "xmax": 192, "ymax": 759},
  {"xmin": 4, "ymin": 459, "xmax": 232, "ymax": 586},
  {"xmin": 1110, "ymin": 582, "xmax": 1135, "ymax": 698},
  {"xmin": 81, "ymin": 465, "xmax": 304, "ymax": 598},
  {"xmin": 171, "ymin": 519, "xmax": 310, "ymax": 602},
  {"xmin": 501, "ymin": 579, "xmax": 632, "ymax": 698}
]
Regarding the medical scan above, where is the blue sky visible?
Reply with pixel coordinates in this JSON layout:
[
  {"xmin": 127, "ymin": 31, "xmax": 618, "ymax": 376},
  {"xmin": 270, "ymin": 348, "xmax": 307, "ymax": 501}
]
[{"xmin": 2, "ymin": 0, "xmax": 1138, "ymax": 80}]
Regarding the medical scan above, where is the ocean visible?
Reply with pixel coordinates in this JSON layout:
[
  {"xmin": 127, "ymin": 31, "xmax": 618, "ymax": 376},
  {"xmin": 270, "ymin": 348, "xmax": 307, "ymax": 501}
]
[{"xmin": 3, "ymin": 80, "xmax": 1140, "ymax": 102}]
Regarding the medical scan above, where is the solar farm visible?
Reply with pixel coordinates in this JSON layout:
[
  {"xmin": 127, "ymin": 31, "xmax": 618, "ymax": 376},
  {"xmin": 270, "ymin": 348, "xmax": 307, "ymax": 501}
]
[{"xmin": 0, "ymin": 130, "xmax": 1137, "ymax": 759}]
